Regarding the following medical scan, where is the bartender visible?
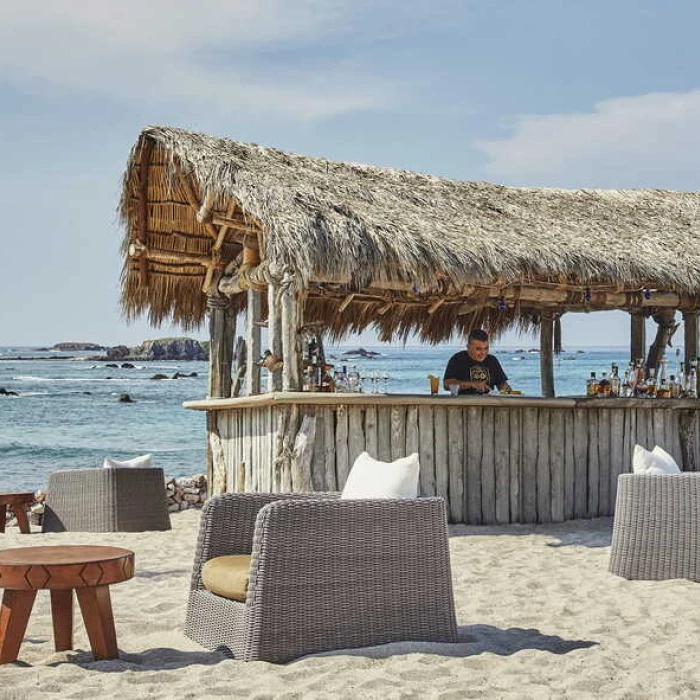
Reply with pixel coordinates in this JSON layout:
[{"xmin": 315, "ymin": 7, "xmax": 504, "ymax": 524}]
[{"xmin": 444, "ymin": 329, "xmax": 511, "ymax": 394}]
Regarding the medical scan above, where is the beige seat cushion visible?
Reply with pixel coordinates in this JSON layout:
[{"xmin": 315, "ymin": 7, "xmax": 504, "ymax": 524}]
[{"xmin": 201, "ymin": 554, "xmax": 252, "ymax": 602}]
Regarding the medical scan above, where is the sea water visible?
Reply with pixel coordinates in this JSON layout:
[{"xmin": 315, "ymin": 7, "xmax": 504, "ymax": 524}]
[{"xmin": 0, "ymin": 344, "xmax": 638, "ymax": 490}]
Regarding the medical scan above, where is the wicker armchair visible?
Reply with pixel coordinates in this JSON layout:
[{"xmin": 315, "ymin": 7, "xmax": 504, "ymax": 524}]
[
  {"xmin": 609, "ymin": 473, "xmax": 700, "ymax": 581},
  {"xmin": 42, "ymin": 467, "xmax": 171, "ymax": 533},
  {"xmin": 185, "ymin": 492, "xmax": 458, "ymax": 663}
]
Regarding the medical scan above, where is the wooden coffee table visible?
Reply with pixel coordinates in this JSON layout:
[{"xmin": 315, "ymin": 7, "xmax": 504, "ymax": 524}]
[
  {"xmin": 0, "ymin": 545, "xmax": 134, "ymax": 663},
  {"xmin": 0, "ymin": 492, "xmax": 35, "ymax": 534}
]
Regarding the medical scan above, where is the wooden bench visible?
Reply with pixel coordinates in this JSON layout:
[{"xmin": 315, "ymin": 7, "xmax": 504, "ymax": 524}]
[{"xmin": 0, "ymin": 492, "xmax": 34, "ymax": 534}]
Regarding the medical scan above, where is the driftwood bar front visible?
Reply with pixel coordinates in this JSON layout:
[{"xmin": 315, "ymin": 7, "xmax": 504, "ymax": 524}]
[{"xmin": 185, "ymin": 394, "xmax": 700, "ymax": 524}]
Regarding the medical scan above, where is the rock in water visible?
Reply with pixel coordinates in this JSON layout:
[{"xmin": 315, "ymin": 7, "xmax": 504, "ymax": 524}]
[
  {"xmin": 118, "ymin": 393, "xmax": 135, "ymax": 403},
  {"xmin": 151, "ymin": 373, "xmax": 169, "ymax": 380},
  {"xmin": 132, "ymin": 338, "xmax": 208, "ymax": 361}
]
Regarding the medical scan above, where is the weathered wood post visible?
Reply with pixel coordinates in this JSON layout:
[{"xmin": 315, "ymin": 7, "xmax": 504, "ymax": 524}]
[
  {"xmin": 281, "ymin": 270, "xmax": 301, "ymax": 391},
  {"xmin": 267, "ymin": 282, "xmax": 283, "ymax": 391},
  {"xmin": 683, "ymin": 309, "xmax": 698, "ymax": 390},
  {"xmin": 630, "ymin": 312, "xmax": 646, "ymax": 364},
  {"xmin": 646, "ymin": 310, "xmax": 678, "ymax": 372},
  {"xmin": 206, "ymin": 291, "xmax": 236, "ymax": 495},
  {"xmin": 540, "ymin": 313, "xmax": 555, "ymax": 398},
  {"xmin": 246, "ymin": 289, "xmax": 262, "ymax": 395}
]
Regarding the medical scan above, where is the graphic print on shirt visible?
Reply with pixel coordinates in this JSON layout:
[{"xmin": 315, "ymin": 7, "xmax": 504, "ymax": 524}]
[{"xmin": 469, "ymin": 365, "xmax": 490, "ymax": 385}]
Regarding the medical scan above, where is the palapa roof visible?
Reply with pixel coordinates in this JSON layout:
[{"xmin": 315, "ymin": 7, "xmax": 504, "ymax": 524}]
[{"xmin": 119, "ymin": 125, "xmax": 700, "ymax": 342}]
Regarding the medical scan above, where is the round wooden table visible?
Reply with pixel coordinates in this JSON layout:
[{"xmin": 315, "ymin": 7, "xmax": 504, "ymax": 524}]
[
  {"xmin": 0, "ymin": 492, "xmax": 35, "ymax": 534},
  {"xmin": 0, "ymin": 545, "xmax": 134, "ymax": 663}
]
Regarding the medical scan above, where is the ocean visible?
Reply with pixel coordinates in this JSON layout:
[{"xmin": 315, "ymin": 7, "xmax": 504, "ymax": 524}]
[{"xmin": 0, "ymin": 344, "xmax": 646, "ymax": 491}]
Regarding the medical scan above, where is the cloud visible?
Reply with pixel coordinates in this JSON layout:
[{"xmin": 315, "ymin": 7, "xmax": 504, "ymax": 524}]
[
  {"xmin": 476, "ymin": 90, "xmax": 700, "ymax": 190},
  {"xmin": 0, "ymin": 0, "xmax": 416, "ymax": 119}
]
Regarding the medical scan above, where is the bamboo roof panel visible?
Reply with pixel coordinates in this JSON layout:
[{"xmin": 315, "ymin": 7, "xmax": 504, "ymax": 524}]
[{"xmin": 119, "ymin": 125, "xmax": 700, "ymax": 340}]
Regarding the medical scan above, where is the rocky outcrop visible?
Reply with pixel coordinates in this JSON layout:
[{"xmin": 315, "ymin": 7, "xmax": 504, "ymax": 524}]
[
  {"xmin": 52, "ymin": 342, "xmax": 105, "ymax": 351},
  {"xmin": 130, "ymin": 338, "xmax": 208, "ymax": 361},
  {"xmin": 106, "ymin": 345, "xmax": 130, "ymax": 360},
  {"xmin": 104, "ymin": 338, "xmax": 209, "ymax": 362}
]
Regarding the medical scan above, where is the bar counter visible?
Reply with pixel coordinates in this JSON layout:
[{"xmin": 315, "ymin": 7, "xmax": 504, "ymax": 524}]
[{"xmin": 185, "ymin": 392, "xmax": 700, "ymax": 524}]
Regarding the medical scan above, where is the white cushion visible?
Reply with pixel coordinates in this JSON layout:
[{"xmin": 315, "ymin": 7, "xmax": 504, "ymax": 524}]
[
  {"xmin": 651, "ymin": 445, "xmax": 681, "ymax": 474},
  {"xmin": 341, "ymin": 452, "xmax": 420, "ymax": 499},
  {"xmin": 632, "ymin": 445, "xmax": 680, "ymax": 476},
  {"xmin": 102, "ymin": 453, "xmax": 153, "ymax": 469}
]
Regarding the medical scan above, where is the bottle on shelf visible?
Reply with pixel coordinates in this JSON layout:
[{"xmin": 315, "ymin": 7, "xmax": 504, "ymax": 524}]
[
  {"xmin": 597, "ymin": 372, "xmax": 611, "ymax": 397},
  {"xmin": 635, "ymin": 367, "xmax": 648, "ymax": 397},
  {"xmin": 610, "ymin": 364, "xmax": 620, "ymax": 397},
  {"xmin": 669, "ymin": 375, "xmax": 681, "ymax": 399},
  {"xmin": 347, "ymin": 366, "xmax": 361, "ymax": 392},
  {"xmin": 646, "ymin": 368, "xmax": 657, "ymax": 398},
  {"xmin": 687, "ymin": 360, "xmax": 698, "ymax": 398},
  {"xmin": 675, "ymin": 348, "xmax": 684, "ymax": 389},
  {"xmin": 621, "ymin": 369, "xmax": 632, "ymax": 398},
  {"xmin": 586, "ymin": 372, "xmax": 598, "ymax": 397}
]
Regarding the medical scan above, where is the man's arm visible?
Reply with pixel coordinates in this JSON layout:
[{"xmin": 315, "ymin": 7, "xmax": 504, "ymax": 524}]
[{"xmin": 444, "ymin": 377, "xmax": 490, "ymax": 393}]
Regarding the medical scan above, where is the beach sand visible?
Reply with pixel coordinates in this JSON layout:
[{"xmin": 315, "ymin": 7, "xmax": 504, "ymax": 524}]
[{"xmin": 2, "ymin": 511, "xmax": 700, "ymax": 699}]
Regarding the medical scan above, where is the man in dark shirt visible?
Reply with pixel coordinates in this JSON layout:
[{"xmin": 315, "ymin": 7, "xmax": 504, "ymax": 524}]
[{"xmin": 444, "ymin": 329, "xmax": 510, "ymax": 394}]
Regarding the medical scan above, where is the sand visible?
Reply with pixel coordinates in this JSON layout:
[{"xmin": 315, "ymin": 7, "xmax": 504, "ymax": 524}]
[{"xmin": 2, "ymin": 511, "xmax": 700, "ymax": 699}]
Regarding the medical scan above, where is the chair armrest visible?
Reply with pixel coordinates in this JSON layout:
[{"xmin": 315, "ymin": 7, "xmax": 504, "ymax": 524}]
[
  {"xmin": 243, "ymin": 497, "xmax": 457, "ymax": 662},
  {"xmin": 190, "ymin": 492, "xmax": 338, "ymax": 590}
]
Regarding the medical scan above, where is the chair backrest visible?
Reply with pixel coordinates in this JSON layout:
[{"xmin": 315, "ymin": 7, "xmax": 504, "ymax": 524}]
[{"xmin": 242, "ymin": 497, "xmax": 457, "ymax": 662}]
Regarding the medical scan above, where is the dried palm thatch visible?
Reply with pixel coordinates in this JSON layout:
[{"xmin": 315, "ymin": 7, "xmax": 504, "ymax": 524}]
[{"xmin": 119, "ymin": 125, "xmax": 700, "ymax": 342}]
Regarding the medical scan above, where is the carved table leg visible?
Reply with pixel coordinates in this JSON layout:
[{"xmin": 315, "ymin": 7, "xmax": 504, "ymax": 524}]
[
  {"xmin": 14, "ymin": 506, "xmax": 30, "ymax": 535},
  {"xmin": 0, "ymin": 504, "xmax": 6, "ymax": 534},
  {"xmin": 51, "ymin": 589, "xmax": 73, "ymax": 651},
  {"xmin": 76, "ymin": 585, "xmax": 118, "ymax": 660},
  {"xmin": 0, "ymin": 589, "xmax": 38, "ymax": 664}
]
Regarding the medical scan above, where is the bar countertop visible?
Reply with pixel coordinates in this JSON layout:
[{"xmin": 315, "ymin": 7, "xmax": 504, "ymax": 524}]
[{"xmin": 183, "ymin": 392, "xmax": 700, "ymax": 411}]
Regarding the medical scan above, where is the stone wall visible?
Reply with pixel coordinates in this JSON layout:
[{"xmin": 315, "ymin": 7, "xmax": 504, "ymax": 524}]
[{"xmin": 166, "ymin": 474, "xmax": 207, "ymax": 512}]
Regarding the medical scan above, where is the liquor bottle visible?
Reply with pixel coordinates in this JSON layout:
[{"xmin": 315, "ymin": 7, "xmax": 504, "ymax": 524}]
[
  {"xmin": 657, "ymin": 378, "xmax": 671, "ymax": 399},
  {"xmin": 688, "ymin": 361, "xmax": 698, "ymax": 399},
  {"xmin": 597, "ymin": 372, "xmax": 611, "ymax": 397},
  {"xmin": 621, "ymin": 369, "xmax": 632, "ymax": 398},
  {"xmin": 676, "ymin": 348, "xmax": 683, "ymax": 388},
  {"xmin": 658, "ymin": 358, "xmax": 668, "ymax": 389},
  {"xmin": 669, "ymin": 375, "xmax": 680, "ymax": 399},
  {"xmin": 610, "ymin": 364, "xmax": 620, "ymax": 397},
  {"xmin": 586, "ymin": 372, "xmax": 598, "ymax": 397},
  {"xmin": 646, "ymin": 368, "xmax": 657, "ymax": 398},
  {"xmin": 627, "ymin": 362, "xmax": 637, "ymax": 393}
]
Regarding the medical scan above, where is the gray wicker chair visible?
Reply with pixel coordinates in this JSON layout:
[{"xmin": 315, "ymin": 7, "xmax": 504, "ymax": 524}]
[
  {"xmin": 42, "ymin": 467, "xmax": 171, "ymax": 533},
  {"xmin": 185, "ymin": 492, "xmax": 458, "ymax": 663},
  {"xmin": 609, "ymin": 473, "xmax": 700, "ymax": 581}
]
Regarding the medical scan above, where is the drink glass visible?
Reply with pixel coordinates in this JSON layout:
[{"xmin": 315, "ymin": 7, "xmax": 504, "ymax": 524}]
[
  {"xmin": 428, "ymin": 375, "xmax": 439, "ymax": 395},
  {"xmin": 448, "ymin": 383, "xmax": 460, "ymax": 396}
]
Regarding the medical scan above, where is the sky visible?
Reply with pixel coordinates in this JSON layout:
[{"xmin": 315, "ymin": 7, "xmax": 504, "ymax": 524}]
[{"xmin": 1, "ymin": 0, "xmax": 699, "ymax": 349}]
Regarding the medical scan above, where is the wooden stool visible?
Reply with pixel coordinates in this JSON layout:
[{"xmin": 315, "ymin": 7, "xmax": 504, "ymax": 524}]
[
  {"xmin": 0, "ymin": 492, "xmax": 34, "ymax": 534},
  {"xmin": 0, "ymin": 545, "xmax": 134, "ymax": 663}
]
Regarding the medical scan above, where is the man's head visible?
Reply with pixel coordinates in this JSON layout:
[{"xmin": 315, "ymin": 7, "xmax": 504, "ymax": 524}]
[{"xmin": 467, "ymin": 329, "xmax": 490, "ymax": 362}]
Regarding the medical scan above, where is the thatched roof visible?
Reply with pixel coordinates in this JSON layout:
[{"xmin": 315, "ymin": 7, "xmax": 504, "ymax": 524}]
[{"xmin": 119, "ymin": 125, "xmax": 700, "ymax": 342}]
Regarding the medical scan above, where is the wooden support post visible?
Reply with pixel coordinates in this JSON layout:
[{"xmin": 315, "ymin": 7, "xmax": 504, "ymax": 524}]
[
  {"xmin": 246, "ymin": 289, "xmax": 262, "ymax": 395},
  {"xmin": 630, "ymin": 312, "xmax": 646, "ymax": 364},
  {"xmin": 553, "ymin": 316, "xmax": 562, "ymax": 354},
  {"xmin": 683, "ymin": 310, "xmax": 698, "ymax": 378},
  {"xmin": 281, "ymin": 273, "xmax": 301, "ymax": 391},
  {"xmin": 206, "ymin": 292, "xmax": 235, "ymax": 493},
  {"xmin": 207, "ymin": 292, "xmax": 235, "ymax": 399},
  {"xmin": 267, "ymin": 283, "xmax": 283, "ymax": 392},
  {"xmin": 646, "ymin": 310, "xmax": 678, "ymax": 372},
  {"xmin": 540, "ymin": 314, "xmax": 555, "ymax": 398}
]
